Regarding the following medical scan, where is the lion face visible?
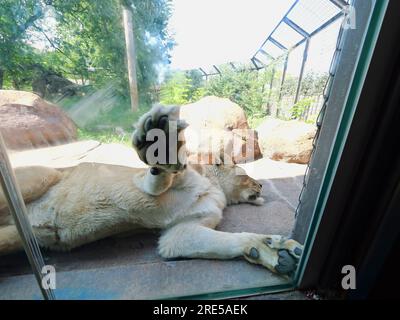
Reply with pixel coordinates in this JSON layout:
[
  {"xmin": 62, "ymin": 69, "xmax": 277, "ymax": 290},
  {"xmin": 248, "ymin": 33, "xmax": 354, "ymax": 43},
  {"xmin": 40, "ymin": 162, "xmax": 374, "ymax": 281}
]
[{"xmin": 208, "ymin": 164, "xmax": 264, "ymax": 206}]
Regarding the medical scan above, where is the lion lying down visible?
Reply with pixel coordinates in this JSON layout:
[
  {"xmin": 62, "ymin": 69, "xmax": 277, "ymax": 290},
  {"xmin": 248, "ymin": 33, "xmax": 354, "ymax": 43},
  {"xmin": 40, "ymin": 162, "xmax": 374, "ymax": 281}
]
[{"xmin": 0, "ymin": 105, "xmax": 303, "ymax": 276}]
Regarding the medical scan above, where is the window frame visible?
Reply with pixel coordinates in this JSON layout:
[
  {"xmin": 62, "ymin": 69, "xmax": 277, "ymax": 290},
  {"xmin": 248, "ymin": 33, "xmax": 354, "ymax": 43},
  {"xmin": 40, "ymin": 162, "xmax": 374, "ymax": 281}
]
[{"xmin": 296, "ymin": 0, "xmax": 396, "ymax": 293}]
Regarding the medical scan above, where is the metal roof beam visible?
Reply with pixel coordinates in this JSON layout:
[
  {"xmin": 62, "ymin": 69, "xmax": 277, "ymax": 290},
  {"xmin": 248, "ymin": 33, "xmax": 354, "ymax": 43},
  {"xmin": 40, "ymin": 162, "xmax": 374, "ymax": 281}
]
[
  {"xmin": 199, "ymin": 68, "xmax": 208, "ymax": 76},
  {"xmin": 252, "ymin": 56, "xmax": 266, "ymax": 67},
  {"xmin": 283, "ymin": 17, "xmax": 310, "ymax": 38},
  {"xmin": 251, "ymin": 0, "xmax": 299, "ymax": 59},
  {"xmin": 258, "ymin": 49, "xmax": 269, "ymax": 57},
  {"xmin": 329, "ymin": 0, "xmax": 348, "ymax": 10},
  {"xmin": 269, "ymin": 37, "xmax": 287, "ymax": 51},
  {"xmin": 250, "ymin": 58, "xmax": 261, "ymax": 70},
  {"xmin": 291, "ymin": 11, "xmax": 344, "ymax": 50},
  {"xmin": 213, "ymin": 65, "xmax": 221, "ymax": 75}
]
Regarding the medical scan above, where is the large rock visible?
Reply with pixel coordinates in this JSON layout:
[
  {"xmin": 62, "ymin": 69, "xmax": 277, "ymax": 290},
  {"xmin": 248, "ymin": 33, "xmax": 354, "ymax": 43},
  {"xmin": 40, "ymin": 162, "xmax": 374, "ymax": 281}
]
[
  {"xmin": 0, "ymin": 90, "xmax": 77, "ymax": 150},
  {"xmin": 256, "ymin": 118, "xmax": 317, "ymax": 164},
  {"xmin": 180, "ymin": 96, "xmax": 262, "ymax": 163},
  {"xmin": 179, "ymin": 96, "xmax": 249, "ymax": 130}
]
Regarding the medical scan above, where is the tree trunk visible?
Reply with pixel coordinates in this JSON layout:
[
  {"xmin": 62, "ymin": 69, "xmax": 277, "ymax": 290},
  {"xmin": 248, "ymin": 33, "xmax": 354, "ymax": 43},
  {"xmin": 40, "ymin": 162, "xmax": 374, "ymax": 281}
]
[
  {"xmin": 12, "ymin": 78, "xmax": 20, "ymax": 90},
  {"xmin": 0, "ymin": 69, "xmax": 4, "ymax": 89},
  {"xmin": 122, "ymin": 5, "xmax": 139, "ymax": 112}
]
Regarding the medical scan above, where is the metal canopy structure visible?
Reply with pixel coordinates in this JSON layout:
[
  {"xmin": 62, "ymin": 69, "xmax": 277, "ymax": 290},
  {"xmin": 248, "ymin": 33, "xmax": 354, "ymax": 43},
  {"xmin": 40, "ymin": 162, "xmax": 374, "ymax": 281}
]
[{"xmin": 199, "ymin": 0, "xmax": 349, "ymax": 86}]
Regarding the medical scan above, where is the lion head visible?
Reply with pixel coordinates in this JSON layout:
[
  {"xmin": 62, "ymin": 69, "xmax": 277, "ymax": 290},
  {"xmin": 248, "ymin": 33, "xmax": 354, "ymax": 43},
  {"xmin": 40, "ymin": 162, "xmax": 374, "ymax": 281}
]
[{"xmin": 201, "ymin": 164, "xmax": 264, "ymax": 206}]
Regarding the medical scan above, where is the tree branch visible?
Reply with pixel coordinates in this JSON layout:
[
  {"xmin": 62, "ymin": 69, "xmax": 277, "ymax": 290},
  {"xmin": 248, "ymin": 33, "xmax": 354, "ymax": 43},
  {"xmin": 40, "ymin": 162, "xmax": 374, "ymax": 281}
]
[
  {"xmin": 35, "ymin": 26, "xmax": 75, "ymax": 64},
  {"xmin": 14, "ymin": 7, "xmax": 45, "ymax": 41}
]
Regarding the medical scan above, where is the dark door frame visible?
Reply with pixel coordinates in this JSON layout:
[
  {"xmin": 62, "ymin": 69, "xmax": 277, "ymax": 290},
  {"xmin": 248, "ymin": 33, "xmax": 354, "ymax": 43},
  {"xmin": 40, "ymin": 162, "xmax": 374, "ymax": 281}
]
[{"xmin": 298, "ymin": 0, "xmax": 400, "ymax": 298}]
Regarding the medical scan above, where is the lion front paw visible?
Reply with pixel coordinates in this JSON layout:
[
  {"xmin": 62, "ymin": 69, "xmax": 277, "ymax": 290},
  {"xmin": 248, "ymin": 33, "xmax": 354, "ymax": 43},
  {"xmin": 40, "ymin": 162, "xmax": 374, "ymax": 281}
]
[{"xmin": 132, "ymin": 104, "xmax": 188, "ymax": 172}]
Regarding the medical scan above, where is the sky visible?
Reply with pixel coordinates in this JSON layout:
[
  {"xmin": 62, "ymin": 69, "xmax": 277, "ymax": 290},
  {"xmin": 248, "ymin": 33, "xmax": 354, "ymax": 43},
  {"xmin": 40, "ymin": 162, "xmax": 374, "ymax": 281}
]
[
  {"xmin": 168, "ymin": 0, "xmax": 295, "ymax": 70},
  {"xmin": 168, "ymin": 0, "xmax": 342, "ymax": 75}
]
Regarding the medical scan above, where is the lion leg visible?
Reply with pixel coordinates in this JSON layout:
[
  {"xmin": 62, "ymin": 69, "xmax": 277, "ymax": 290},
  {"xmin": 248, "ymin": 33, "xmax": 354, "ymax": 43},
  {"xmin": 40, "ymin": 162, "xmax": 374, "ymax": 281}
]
[
  {"xmin": 139, "ymin": 167, "xmax": 178, "ymax": 196},
  {"xmin": 0, "ymin": 225, "xmax": 23, "ymax": 256},
  {"xmin": 132, "ymin": 104, "xmax": 188, "ymax": 195},
  {"xmin": 132, "ymin": 104, "xmax": 188, "ymax": 172},
  {"xmin": 0, "ymin": 166, "xmax": 62, "ymax": 211},
  {"xmin": 158, "ymin": 222, "xmax": 303, "ymax": 277}
]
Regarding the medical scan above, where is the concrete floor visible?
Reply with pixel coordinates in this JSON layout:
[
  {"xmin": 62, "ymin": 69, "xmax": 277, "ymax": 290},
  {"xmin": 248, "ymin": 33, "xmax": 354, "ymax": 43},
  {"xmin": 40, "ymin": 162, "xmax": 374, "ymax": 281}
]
[{"xmin": 0, "ymin": 141, "xmax": 306, "ymax": 299}]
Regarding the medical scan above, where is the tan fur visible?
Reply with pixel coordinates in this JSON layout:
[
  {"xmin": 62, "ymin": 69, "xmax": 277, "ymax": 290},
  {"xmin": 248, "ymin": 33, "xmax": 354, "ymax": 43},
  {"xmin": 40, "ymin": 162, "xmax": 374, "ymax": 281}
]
[
  {"xmin": 0, "ymin": 225, "xmax": 21, "ymax": 255},
  {"xmin": 0, "ymin": 166, "xmax": 62, "ymax": 211},
  {"xmin": 0, "ymin": 105, "xmax": 303, "ymax": 276},
  {"xmin": 0, "ymin": 163, "xmax": 260, "ymax": 250}
]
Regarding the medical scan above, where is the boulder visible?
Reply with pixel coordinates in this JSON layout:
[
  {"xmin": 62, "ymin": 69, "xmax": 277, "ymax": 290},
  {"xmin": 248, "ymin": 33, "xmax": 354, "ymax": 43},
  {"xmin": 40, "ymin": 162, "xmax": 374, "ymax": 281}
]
[
  {"xmin": 180, "ymin": 96, "xmax": 262, "ymax": 163},
  {"xmin": 0, "ymin": 90, "xmax": 77, "ymax": 150},
  {"xmin": 179, "ymin": 96, "xmax": 249, "ymax": 130},
  {"xmin": 256, "ymin": 117, "xmax": 317, "ymax": 164}
]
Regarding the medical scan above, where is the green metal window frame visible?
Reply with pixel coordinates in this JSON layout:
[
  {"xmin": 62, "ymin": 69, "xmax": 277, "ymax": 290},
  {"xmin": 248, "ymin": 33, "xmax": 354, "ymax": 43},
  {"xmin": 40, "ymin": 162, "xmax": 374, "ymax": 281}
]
[{"xmin": 295, "ymin": 0, "xmax": 388, "ymax": 288}]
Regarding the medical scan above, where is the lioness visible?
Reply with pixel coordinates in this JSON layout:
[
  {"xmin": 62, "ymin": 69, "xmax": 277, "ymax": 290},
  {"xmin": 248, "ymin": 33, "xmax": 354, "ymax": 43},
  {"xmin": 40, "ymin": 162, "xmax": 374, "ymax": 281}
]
[{"xmin": 0, "ymin": 105, "xmax": 303, "ymax": 276}]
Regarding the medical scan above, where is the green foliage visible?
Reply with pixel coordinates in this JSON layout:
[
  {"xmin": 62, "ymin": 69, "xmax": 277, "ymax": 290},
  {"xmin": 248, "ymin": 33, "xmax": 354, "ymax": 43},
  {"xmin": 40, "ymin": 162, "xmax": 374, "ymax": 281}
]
[
  {"xmin": 77, "ymin": 128, "xmax": 131, "ymax": 146},
  {"xmin": 270, "ymin": 71, "xmax": 328, "ymax": 120},
  {"xmin": 299, "ymin": 72, "xmax": 328, "ymax": 96},
  {"xmin": 204, "ymin": 66, "xmax": 276, "ymax": 117},
  {"xmin": 191, "ymin": 86, "xmax": 206, "ymax": 102},
  {"xmin": 84, "ymin": 103, "xmax": 146, "ymax": 131},
  {"xmin": 280, "ymin": 72, "xmax": 328, "ymax": 98},
  {"xmin": 158, "ymin": 64, "xmax": 328, "ymax": 126},
  {"xmin": 290, "ymin": 97, "xmax": 315, "ymax": 119},
  {"xmin": 48, "ymin": 0, "xmax": 173, "ymax": 103},
  {"xmin": 159, "ymin": 70, "xmax": 205, "ymax": 105},
  {"xmin": 58, "ymin": 93, "xmax": 147, "ymax": 131},
  {"xmin": 160, "ymin": 72, "xmax": 191, "ymax": 105},
  {"xmin": 280, "ymin": 75, "xmax": 298, "ymax": 97},
  {"xmin": 247, "ymin": 114, "xmax": 266, "ymax": 129},
  {"xmin": 0, "ymin": 0, "xmax": 173, "ymax": 106},
  {"xmin": 0, "ymin": 0, "xmax": 45, "ymax": 88}
]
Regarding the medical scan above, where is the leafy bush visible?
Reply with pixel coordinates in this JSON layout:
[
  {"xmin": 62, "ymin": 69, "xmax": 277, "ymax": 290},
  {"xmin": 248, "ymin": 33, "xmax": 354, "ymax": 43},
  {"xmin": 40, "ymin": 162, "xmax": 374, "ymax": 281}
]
[
  {"xmin": 290, "ymin": 97, "xmax": 315, "ymax": 119},
  {"xmin": 160, "ymin": 70, "xmax": 205, "ymax": 105},
  {"xmin": 204, "ymin": 66, "xmax": 276, "ymax": 117},
  {"xmin": 159, "ymin": 72, "xmax": 191, "ymax": 105}
]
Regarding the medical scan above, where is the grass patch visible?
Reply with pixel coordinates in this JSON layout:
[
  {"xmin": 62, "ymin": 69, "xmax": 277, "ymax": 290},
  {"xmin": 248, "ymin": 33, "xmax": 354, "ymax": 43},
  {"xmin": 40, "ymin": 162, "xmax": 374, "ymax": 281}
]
[
  {"xmin": 77, "ymin": 128, "xmax": 132, "ymax": 146},
  {"xmin": 54, "ymin": 94, "xmax": 151, "ymax": 146},
  {"xmin": 248, "ymin": 114, "xmax": 267, "ymax": 129}
]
